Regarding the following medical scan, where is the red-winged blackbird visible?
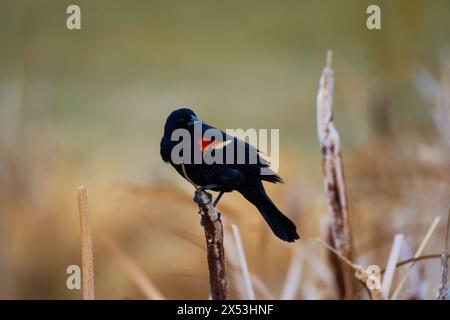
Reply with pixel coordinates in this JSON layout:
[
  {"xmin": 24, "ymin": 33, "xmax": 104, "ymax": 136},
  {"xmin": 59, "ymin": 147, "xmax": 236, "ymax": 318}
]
[{"xmin": 160, "ymin": 108, "xmax": 299, "ymax": 242}]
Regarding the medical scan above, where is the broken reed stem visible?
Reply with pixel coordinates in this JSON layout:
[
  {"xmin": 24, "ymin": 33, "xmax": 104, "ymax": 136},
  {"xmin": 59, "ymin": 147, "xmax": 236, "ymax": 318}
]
[
  {"xmin": 181, "ymin": 163, "xmax": 229, "ymax": 300},
  {"xmin": 316, "ymin": 50, "xmax": 354, "ymax": 299},
  {"xmin": 77, "ymin": 186, "xmax": 95, "ymax": 300},
  {"xmin": 391, "ymin": 216, "xmax": 441, "ymax": 300},
  {"xmin": 382, "ymin": 234, "xmax": 403, "ymax": 299},
  {"xmin": 437, "ymin": 208, "xmax": 450, "ymax": 300}
]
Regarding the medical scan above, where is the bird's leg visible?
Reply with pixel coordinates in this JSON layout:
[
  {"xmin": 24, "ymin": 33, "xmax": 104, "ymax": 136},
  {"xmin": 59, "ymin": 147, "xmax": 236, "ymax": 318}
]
[
  {"xmin": 193, "ymin": 188, "xmax": 223, "ymax": 227},
  {"xmin": 198, "ymin": 184, "xmax": 221, "ymax": 192},
  {"xmin": 193, "ymin": 184, "xmax": 221, "ymax": 206},
  {"xmin": 193, "ymin": 190, "xmax": 211, "ymax": 227},
  {"xmin": 213, "ymin": 191, "xmax": 224, "ymax": 207}
]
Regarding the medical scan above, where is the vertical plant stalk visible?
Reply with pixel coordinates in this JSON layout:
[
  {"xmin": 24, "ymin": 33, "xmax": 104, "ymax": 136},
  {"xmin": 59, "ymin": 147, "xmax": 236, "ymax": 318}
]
[
  {"xmin": 77, "ymin": 186, "xmax": 95, "ymax": 300},
  {"xmin": 382, "ymin": 234, "xmax": 403, "ymax": 299},
  {"xmin": 181, "ymin": 163, "xmax": 229, "ymax": 300},
  {"xmin": 316, "ymin": 50, "xmax": 354, "ymax": 299},
  {"xmin": 437, "ymin": 209, "xmax": 450, "ymax": 300}
]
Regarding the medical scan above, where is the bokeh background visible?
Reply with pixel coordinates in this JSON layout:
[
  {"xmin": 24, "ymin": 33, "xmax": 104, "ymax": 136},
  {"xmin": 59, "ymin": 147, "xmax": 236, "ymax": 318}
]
[{"xmin": 0, "ymin": 0, "xmax": 449, "ymax": 299}]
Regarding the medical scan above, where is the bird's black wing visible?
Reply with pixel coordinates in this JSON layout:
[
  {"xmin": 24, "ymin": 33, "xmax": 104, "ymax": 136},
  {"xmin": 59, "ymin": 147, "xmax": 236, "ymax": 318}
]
[{"xmin": 201, "ymin": 123, "xmax": 284, "ymax": 184}]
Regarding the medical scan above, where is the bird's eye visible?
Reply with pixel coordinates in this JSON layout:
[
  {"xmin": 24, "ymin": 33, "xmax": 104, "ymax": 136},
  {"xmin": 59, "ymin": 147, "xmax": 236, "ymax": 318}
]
[{"xmin": 179, "ymin": 118, "xmax": 185, "ymax": 123}]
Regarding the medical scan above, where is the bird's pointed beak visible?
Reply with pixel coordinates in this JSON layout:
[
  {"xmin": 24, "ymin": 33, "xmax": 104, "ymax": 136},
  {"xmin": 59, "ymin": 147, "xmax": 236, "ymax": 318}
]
[{"xmin": 188, "ymin": 115, "xmax": 201, "ymax": 127}]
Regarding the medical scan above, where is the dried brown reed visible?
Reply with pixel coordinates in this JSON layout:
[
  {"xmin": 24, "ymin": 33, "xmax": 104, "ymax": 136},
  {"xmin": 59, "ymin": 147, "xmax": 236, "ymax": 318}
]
[
  {"xmin": 316, "ymin": 50, "xmax": 354, "ymax": 299},
  {"xmin": 437, "ymin": 209, "xmax": 450, "ymax": 300},
  {"xmin": 77, "ymin": 186, "xmax": 95, "ymax": 300}
]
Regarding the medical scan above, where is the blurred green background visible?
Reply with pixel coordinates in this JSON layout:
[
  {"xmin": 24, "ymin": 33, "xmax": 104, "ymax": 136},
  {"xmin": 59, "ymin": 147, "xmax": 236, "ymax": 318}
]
[{"xmin": 0, "ymin": 0, "xmax": 449, "ymax": 299}]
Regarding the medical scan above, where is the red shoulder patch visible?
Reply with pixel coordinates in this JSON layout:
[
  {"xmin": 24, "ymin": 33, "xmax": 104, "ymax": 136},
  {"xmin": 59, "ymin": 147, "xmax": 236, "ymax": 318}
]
[{"xmin": 198, "ymin": 138, "xmax": 214, "ymax": 151}]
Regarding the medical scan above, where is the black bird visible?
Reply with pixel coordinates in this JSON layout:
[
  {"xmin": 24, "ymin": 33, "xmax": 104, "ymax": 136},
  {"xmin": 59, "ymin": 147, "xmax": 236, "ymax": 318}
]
[{"xmin": 160, "ymin": 108, "xmax": 299, "ymax": 242}]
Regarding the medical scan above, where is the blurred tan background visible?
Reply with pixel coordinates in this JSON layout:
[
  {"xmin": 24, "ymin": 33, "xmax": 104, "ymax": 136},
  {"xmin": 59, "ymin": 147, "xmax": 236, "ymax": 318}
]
[{"xmin": 0, "ymin": 0, "xmax": 449, "ymax": 299}]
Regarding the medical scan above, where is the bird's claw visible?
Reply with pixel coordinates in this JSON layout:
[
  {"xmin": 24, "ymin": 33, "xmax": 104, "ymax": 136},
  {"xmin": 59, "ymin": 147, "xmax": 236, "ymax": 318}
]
[
  {"xmin": 193, "ymin": 190, "xmax": 212, "ymax": 206},
  {"xmin": 193, "ymin": 188, "xmax": 221, "ymax": 228}
]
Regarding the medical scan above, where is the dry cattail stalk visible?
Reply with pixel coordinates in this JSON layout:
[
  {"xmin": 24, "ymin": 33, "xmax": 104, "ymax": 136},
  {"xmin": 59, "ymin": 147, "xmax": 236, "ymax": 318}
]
[
  {"xmin": 316, "ymin": 50, "xmax": 354, "ymax": 299},
  {"xmin": 181, "ymin": 163, "xmax": 229, "ymax": 300},
  {"xmin": 437, "ymin": 253, "xmax": 449, "ymax": 300},
  {"xmin": 103, "ymin": 238, "xmax": 165, "ymax": 299},
  {"xmin": 382, "ymin": 234, "xmax": 403, "ymax": 299},
  {"xmin": 231, "ymin": 224, "xmax": 255, "ymax": 300},
  {"xmin": 437, "ymin": 209, "xmax": 450, "ymax": 300},
  {"xmin": 77, "ymin": 186, "xmax": 95, "ymax": 300},
  {"xmin": 391, "ymin": 216, "xmax": 441, "ymax": 299}
]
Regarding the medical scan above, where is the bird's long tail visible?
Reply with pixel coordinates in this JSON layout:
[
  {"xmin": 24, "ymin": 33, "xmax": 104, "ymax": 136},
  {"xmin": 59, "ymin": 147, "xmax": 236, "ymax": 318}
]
[{"xmin": 238, "ymin": 182, "xmax": 300, "ymax": 242}]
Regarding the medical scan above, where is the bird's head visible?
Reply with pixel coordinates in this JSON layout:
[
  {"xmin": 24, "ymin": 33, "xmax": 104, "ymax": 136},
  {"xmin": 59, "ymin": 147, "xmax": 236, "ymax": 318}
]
[{"xmin": 163, "ymin": 108, "xmax": 201, "ymax": 136}]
